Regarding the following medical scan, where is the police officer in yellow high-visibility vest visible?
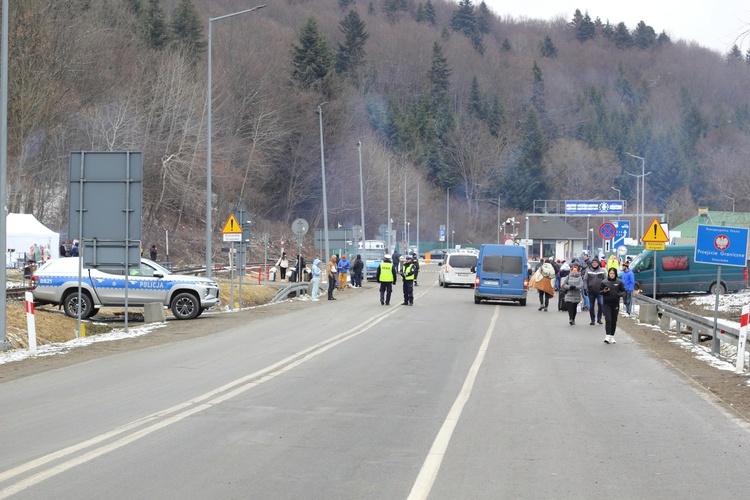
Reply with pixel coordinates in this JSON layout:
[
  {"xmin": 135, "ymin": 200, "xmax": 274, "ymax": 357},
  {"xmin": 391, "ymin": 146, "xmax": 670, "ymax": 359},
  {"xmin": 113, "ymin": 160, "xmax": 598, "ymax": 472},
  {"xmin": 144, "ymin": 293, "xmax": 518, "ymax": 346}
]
[
  {"xmin": 400, "ymin": 255, "xmax": 416, "ymax": 306},
  {"xmin": 376, "ymin": 254, "xmax": 397, "ymax": 305}
]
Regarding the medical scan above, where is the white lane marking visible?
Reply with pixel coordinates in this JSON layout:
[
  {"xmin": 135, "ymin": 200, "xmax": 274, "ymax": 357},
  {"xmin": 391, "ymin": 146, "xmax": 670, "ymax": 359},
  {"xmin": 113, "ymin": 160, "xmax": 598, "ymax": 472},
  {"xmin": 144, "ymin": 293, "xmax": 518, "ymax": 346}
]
[
  {"xmin": 0, "ymin": 306, "xmax": 403, "ymax": 498},
  {"xmin": 408, "ymin": 306, "xmax": 500, "ymax": 500}
]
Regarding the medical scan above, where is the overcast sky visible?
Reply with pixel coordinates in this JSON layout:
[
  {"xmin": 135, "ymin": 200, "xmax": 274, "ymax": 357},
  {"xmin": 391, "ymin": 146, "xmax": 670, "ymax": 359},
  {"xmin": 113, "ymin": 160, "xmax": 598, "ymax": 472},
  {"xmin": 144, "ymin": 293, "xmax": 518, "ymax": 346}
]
[{"xmin": 482, "ymin": 1, "xmax": 750, "ymax": 54}]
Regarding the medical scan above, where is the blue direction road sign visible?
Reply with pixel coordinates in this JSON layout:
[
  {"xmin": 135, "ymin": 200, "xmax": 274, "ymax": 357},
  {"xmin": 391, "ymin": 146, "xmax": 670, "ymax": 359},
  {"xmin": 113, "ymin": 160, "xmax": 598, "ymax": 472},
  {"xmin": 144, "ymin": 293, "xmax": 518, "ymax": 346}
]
[
  {"xmin": 612, "ymin": 220, "xmax": 630, "ymax": 248},
  {"xmin": 695, "ymin": 224, "xmax": 749, "ymax": 267}
]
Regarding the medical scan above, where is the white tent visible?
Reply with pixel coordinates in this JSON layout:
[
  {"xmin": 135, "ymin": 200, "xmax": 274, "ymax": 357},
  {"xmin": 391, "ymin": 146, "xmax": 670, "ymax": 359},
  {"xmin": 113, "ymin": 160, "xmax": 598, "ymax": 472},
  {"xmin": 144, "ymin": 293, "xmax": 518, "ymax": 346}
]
[{"xmin": 5, "ymin": 213, "xmax": 61, "ymax": 268}]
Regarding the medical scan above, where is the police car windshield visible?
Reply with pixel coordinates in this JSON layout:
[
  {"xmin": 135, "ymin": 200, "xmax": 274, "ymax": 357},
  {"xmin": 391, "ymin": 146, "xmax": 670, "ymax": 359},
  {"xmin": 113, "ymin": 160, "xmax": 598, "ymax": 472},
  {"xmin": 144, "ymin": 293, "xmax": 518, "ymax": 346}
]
[{"xmin": 143, "ymin": 258, "xmax": 171, "ymax": 275}]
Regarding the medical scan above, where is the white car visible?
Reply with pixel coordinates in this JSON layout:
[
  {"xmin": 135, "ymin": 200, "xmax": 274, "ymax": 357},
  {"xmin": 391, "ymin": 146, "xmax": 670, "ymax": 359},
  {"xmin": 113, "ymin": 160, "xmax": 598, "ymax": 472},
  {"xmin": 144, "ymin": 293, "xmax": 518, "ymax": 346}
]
[
  {"xmin": 32, "ymin": 258, "xmax": 220, "ymax": 320},
  {"xmin": 438, "ymin": 252, "xmax": 478, "ymax": 288}
]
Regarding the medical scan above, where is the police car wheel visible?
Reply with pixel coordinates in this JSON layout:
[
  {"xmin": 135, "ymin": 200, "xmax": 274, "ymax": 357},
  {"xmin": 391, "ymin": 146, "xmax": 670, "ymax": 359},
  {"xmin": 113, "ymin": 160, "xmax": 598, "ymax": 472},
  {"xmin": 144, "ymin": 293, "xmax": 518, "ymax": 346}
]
[
  {"xmin": 171, "ymin": 292, "xmax": 200, "ymax": 320},
  {"xmin": 63, "ymin": 291, "xmax": 95, "ymax": 319}
]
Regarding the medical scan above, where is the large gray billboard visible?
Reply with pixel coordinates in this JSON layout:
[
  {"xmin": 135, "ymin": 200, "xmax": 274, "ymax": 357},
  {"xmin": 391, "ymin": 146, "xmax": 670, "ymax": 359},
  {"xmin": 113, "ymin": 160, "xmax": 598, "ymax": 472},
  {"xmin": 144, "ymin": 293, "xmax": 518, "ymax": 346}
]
[{"xmin": 68, "ymin": 152, "xmax": 142, "ymax": 270}]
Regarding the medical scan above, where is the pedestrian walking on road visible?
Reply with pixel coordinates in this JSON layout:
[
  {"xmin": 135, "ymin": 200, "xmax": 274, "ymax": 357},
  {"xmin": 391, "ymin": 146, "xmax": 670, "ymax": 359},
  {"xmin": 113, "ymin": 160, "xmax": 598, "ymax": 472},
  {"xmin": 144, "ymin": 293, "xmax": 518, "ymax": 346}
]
[
  {"xmin": 400, "ymin": 255, "xmax": 416, "ymax": 305},
  {"xmin": 376, "ymin": 254, "xmax": 396, "ymax": 305},
  {"xmin": 531, "ymin": 259, "xmax": 555, "ymax": 311},
  {"xmin": 561, "ymin": 264, "xmax": 584, "ymax": 325},
  {"xmin": 621, "ymin": 262, "xmax": 635, "ymax": 315},
  {"xmin": 585, "ymin": 258, "xmax": 606, "ymax": 325},
  {"xmin": 601, "ymin": 267, "xmax": 626, "ymax": 344}
]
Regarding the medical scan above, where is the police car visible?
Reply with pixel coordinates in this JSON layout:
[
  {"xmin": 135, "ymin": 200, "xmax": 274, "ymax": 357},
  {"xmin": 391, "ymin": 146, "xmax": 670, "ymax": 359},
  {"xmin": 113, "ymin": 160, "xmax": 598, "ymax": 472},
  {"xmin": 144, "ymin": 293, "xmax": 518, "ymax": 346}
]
[{"xmin": 31, "ymin": 258, "xmax": 220, "ymax": 320}]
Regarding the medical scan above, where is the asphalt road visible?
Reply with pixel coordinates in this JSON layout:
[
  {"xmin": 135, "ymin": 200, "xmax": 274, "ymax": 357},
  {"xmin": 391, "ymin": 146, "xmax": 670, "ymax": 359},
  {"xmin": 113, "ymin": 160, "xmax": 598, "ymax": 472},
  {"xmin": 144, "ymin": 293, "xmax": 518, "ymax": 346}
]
[{"xmin": 2, "ymin": 270, "xmax": 750, "ymax": 499}]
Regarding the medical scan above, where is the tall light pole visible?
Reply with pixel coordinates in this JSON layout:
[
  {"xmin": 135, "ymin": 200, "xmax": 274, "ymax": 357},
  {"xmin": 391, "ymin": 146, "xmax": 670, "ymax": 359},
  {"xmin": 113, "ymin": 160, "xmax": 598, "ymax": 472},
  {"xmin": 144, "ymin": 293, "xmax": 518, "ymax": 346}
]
[
  {"xmin": 497, "ymin": 195, "xmax": 501, "ymax": 244},
  {"xmin": 403, "ymin": 172, "xmax": 407, "ymax": 252},
  {"xmin": 446, "ymin": 187, "xmax": 451, "ymax": 251},
  {"xmin": 626, "ymin": 153, "xmax": 646, "ymax": 242},
  {"xmin": 416, "ymin": 181, "xmax": 420, "ymax": 256},
  {"xmin": 318, "ymin": 103, "xmax": 330, "ymax": 260},
  {"xmin": 207, "ymin": 4, "xmax": 266, "ymax": 278},
  {"xmin": 611, "ymin": 186, "xmax": 621, "ymax": 200},
  {"xmin": 1, "ymin": 0, "xmax": 9, "ymax": 350},
  {"xmin": 387, "ymin": 159, "xmax": 391, "ymax": 252},
  {"xmin": 357, "ymin": 140, "xmax": 365, "ymax": 248}
]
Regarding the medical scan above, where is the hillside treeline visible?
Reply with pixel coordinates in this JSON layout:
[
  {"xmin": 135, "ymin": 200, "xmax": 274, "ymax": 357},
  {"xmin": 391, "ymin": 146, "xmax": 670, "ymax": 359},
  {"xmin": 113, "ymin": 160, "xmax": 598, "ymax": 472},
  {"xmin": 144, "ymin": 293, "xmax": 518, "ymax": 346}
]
[{"xmin": 3, "ymin": 0, "xmax": 750, "ymax": 259}]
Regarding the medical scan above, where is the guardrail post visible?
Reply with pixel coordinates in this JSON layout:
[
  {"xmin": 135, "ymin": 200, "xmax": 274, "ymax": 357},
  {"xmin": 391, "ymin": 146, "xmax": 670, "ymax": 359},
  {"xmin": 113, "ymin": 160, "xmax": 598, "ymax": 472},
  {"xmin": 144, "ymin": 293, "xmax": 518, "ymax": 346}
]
[{"xmin": 639, "ymin": 304, "xmax": 658, "ymax": 325}]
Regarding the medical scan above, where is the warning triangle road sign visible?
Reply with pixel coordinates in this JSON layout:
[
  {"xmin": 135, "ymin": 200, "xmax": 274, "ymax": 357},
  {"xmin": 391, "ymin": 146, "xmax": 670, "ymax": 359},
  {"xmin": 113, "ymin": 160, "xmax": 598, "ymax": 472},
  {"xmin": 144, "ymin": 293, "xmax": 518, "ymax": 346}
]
[
  {"xmin": 221, "ymin": 214, "xmax": 243, "ymax": 234},
  {"xmin": 642, "ymin": 218, "xmax": 669, "ymax": 243}
]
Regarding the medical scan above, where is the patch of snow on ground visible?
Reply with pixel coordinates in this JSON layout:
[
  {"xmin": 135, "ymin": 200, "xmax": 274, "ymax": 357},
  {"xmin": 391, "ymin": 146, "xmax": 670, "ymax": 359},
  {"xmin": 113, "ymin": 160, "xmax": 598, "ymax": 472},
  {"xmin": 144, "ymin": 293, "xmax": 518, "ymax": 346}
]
[{"xmin": 0, "ymin": 323, "xmax": 167, "ymax": 365}]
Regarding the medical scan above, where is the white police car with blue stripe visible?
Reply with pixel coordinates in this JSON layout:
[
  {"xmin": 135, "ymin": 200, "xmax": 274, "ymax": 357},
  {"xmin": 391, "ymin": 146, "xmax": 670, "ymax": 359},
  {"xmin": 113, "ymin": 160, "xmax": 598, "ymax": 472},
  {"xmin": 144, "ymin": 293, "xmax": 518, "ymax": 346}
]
[{"xmin": 32, "ymin": 258, "xmax": 220, "ymax": 320}]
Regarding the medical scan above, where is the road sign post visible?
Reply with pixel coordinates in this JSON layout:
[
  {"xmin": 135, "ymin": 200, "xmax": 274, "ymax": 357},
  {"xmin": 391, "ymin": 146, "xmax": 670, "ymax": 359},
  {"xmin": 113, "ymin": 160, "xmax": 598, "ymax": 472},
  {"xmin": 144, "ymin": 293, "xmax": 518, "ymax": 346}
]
[{"xmin": 641, "ymin": 218, "xmax": 670, "ymax": 298}]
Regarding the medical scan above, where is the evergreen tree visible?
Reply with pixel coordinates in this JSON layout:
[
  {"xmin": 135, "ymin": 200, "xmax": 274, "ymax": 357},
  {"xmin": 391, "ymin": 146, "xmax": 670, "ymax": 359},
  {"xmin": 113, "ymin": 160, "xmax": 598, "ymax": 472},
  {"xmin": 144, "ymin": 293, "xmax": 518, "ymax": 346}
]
[
  {"xmin": 424, "ymin": 0, "xmax": 437, "ymax": 26},
  {"xmin": 338, "ymin": 0, "xmax": 355, "ymax": 9},
  {"xmin": 416, "ymin": 3, "xmax": 426, "ymax": 23},
  {"xmin": 531, "ymin": 61, "xmax": 545, "ymax": 115},
  {"xmin": 539, "ymin": 36, "xmax": 557, "ymax": 58},
  {"xmin": 368, "ymin": 2, "xmax": 375, "ymax": 15},
  {"xmin": 656, "ymin": 31, "xmax": 671, "ymax": 46},
  {"xmin": 141, "ymin": 0, "xmax": 170, "ymax": 50},
  {"xmin": 632, "ymin": 21, "xmax": 657, "ymax": 49},
  {"xmin": 451, "ymin": 0, "xmax": 476, "ymax": 37},
  {"xmin": 428, "ymin": 42, "xmax": 452, "ymax": 105},
  {"xmin": 291, "ymin": 16, "xmax": 335, "ymax": 92},
  {"xmin": 726, "ymin": 44, "xmax": 743, "ymax": 64},
  {"xmin": 501, "ymin": 39, "xmax": 512, "ymax": 52},
  {"xmin": 384, "ymin": 0, "xmax": 407, "ymax": 23},
  {"xmin": 571, "ymin": 10, "xmax": 595, "ymax": 42},
  {"xmin": 679, "ymin": 87, "xmax": 707, "ymax": 153},
  {"xmin": 468, "ymin": 76, "xmax": 485, "ymax": 118},
  {"xmin": 504, "ymin": 107, "xmax": 548, "ymax": 209},
  {"xmin": 170, "ymin": 0, "xmax": 205, "ymax": 63},
  {"xmin": 476, "ymin": 1, "xmax": 492, "ymax": 34},
  {"xmin": 613, "ymin": 22, "xmax": 633, "ymax": 49},
  {"xmin": 335, "ymin": 10, "xmax": 369, "ymax": 81},
  {"xmin": 486, "ymin": 96, "xmax": 504, "ymax": 137}
]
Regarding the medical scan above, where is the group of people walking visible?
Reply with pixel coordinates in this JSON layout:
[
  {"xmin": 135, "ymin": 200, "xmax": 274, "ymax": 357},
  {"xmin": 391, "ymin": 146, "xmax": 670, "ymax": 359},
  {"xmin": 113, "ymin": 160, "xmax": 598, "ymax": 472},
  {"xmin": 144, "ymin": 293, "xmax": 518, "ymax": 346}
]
[{"xmin": 531, "ymin": 253, "xmax": 635, "ymax": 344}]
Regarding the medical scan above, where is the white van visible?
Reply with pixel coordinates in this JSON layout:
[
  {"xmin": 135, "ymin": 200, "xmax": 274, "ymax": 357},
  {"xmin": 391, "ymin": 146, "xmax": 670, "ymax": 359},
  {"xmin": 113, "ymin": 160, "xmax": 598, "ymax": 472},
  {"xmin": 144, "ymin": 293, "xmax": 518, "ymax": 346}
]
[{"xmin": 438, "ymin": 252, "xmax": 478, "ymax": 288}]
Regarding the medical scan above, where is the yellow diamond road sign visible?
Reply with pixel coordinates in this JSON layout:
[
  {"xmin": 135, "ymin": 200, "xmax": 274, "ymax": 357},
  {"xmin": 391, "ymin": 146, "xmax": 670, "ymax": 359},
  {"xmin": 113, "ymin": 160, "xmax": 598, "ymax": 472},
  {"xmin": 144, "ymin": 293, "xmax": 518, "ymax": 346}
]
[
  {"xmin": 221, "ymin": 214, "xmax": 242, "ymax": 234},
  {"xmin": 642, "ymin": 218, "xmax": 669, "ymax": 243}
]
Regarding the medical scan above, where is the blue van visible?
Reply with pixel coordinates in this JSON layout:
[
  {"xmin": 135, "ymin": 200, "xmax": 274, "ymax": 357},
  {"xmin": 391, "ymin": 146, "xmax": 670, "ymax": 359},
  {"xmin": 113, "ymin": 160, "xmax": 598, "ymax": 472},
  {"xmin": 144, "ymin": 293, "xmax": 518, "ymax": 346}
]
[
  {"xmin": 630, "ymin": 245, "xmax": 748, "ymax": 295},
  {"xmin": 473, "ymin": 244, "xmax": 528, "ymax": 305}
]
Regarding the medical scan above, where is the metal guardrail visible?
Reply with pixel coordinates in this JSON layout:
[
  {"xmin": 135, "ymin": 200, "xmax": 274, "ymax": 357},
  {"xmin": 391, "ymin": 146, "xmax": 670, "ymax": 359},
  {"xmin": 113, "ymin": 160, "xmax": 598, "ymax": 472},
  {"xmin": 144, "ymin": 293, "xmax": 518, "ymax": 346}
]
[
  {"xmin": 632, "ymin": 293, "xmax": 746, "ymax": 370},
  {"xmin": 271, "ymin": 282, "xmax": 312, "ymax": 303}
]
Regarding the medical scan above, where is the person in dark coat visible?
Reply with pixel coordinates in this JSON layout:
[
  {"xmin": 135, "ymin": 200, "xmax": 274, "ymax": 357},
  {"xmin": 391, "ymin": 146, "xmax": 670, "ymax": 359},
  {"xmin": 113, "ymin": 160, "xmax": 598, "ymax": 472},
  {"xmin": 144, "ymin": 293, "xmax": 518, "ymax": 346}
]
[
  {"xmin": 351, "ymin": 254, "xmax": 364, "ymax": 287},
  {"xmin": 561, "ymin": 264, "xmax": 584, "ymax": 325},
  {"xmin": 600, "ymin": 267, "xmax": 626, "ymax": 344},
  {"xmin": 411, "ymin": 252, "xmax": 420, "ymax": 286}
]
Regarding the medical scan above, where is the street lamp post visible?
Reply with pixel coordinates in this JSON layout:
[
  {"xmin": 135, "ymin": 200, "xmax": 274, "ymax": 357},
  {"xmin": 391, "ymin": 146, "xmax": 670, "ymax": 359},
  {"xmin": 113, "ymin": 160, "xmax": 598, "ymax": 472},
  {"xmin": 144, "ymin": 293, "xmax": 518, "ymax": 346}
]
[
  {"xmin": 207, "ymin": 4, "xmax": 266, "ymax": 278},
  {"xmin": 626, "ymin": 153, "xmax": 646, "ymax": 242},
  {"xmin": 407, "ymin": 222, "xmax": 410, "ymax": 249},
  {"xmin": 318, "ymin": 103, "xmax": 330, "ymax": 260},
  {"xmin": 611, "ymin": 186, "xmax": 621, "ymax": 200},
  {"xmin": 1, "ymin": 0, "xmax": 9, "ymax": 350},
  {"xmin": 446, "ymin": 187, "xmax": 451, "ymax": 251},
  {"xmin": 358, "ymin": 140, "xmax": 365, "ymax": 249},
  {"xmin": 387, "ymin": 159, "xmax": 391, "ymax": 252}
]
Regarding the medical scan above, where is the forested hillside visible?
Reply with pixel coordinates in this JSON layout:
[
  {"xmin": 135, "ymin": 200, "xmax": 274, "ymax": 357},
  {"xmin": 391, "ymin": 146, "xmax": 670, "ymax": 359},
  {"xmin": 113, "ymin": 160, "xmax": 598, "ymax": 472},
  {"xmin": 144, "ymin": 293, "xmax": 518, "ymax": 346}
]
[{"xmin": 3, "ymin": 0, "xmax": 750, "ymax": 260}]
